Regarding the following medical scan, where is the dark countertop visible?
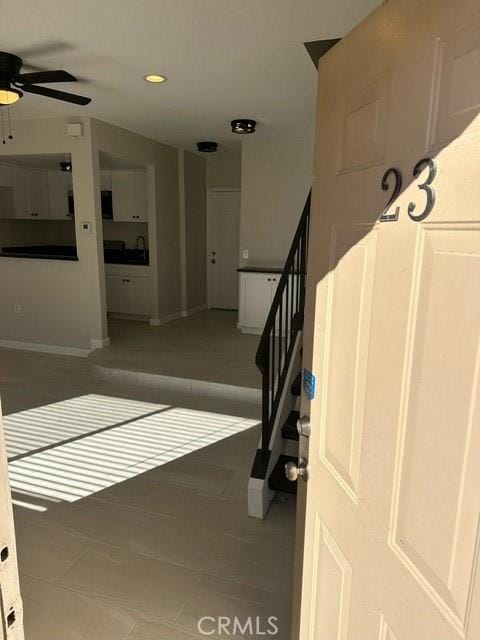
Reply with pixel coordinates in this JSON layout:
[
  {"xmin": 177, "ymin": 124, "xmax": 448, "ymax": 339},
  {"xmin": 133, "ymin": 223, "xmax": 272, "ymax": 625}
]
[
  {"xmin": 0, "ymin": 245, "xmax": 78, "ymax": 261},
  {"xmin": 0, "ymin": 246, "xmax": 150, "ymax": 266},
  {"xmin": 237, "ymin": 266, "xmax": 283, "ymax": 274}
]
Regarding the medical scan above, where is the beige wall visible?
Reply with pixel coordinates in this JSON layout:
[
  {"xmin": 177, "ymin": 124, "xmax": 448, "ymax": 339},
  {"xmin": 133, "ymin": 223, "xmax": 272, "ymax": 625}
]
[
  {"xmin": 90, "ymin": 118, "xmax": 181, "ymax": 324},
  {"xmin": 183, "ymin": 151, "xmax": 207, "ymax": 311},
  {"xmin": 0, "ymin": 116, "xmax": 182, "ymax": 353},
  {"xmin": 0, "ymin": 117, "xmax": 105, "ymax": 353},
  {"xmin": 239, "ymin": 134, "xmax": 313, "ymax": 267},
  {"xmin": 206, "ymin": 152, "xmax": 241, "ymax": 189}
]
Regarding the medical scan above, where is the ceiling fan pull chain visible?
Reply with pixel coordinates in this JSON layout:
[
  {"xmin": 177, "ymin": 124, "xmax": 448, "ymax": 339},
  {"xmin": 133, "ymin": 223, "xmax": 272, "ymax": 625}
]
[
  {"xmin": 7, "ymin": 105, "xmax": 13, "ymax": 141},
  {"xmin": 0, "ymin": 107, "xmax": 5, "ymax": 145}
]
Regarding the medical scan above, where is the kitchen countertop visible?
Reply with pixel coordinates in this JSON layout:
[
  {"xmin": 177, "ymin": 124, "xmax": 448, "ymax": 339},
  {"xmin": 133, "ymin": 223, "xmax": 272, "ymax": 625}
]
[
  {"xmin": 0, "ymin": 246, "xmax": 78, "ymax": 261},
  {"xmin": 0, "ymin": 246, "xmax": 149, "ymax": 266},
  {"xmin": 237, "ymin": 266, "xmax": 283, "ymax": 274}
]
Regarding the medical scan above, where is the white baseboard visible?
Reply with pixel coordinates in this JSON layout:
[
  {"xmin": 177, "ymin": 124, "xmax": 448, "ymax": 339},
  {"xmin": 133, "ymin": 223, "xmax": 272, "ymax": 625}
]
[
  {"xmin": 181, "ymin": 304, "xmax": 207, "ymax": 318},
  {"xmin": 150, "ymin": 305, "xmax": 207, "ymax": 326},
  {"xmin": 90, "ymin": 337, "xmax": 111, "ymax": 350},
  {"xmin": 149, "ymin": 311, "xmax": 182, "ymax": 326},
  {"xmin": 0, "ymin": 339, "xmax": 90, "ymax": 358}
]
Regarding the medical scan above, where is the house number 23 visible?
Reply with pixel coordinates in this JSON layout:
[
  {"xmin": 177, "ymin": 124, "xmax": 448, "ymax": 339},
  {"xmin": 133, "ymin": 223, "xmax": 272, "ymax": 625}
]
[{"xmin": 380, "ymin": 158, "xmax": 437, "ymax": 223}]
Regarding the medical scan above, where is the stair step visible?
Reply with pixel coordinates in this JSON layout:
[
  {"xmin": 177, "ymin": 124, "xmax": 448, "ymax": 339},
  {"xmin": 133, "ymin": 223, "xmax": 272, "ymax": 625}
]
[
  {"xmin": 291, "ymin": 372, "xmax": 302, "ymax": 397},
  {"xmin": 281, "ymin": 410, "xmax": 300, "ymax": 441},
  {"xmin": 268, "ymin": 455, "xmax": 298, "ymax": 494}
]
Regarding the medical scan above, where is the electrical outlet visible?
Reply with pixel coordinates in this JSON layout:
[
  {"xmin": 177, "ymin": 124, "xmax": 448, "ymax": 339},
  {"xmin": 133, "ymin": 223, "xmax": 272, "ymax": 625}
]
[
  {"xmin": 242, "ymin": 249, "xmax": 249, "ymax": 259},
  {"xmin": 14, "ymin": 303, "xmax": 21, "ymax": 314}
]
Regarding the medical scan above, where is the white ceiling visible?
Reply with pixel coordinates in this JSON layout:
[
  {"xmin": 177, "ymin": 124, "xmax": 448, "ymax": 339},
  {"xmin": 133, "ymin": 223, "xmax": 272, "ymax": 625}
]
[{"xmin": 0, "ymin": 0, "xmax": 381, "ymax": 152}]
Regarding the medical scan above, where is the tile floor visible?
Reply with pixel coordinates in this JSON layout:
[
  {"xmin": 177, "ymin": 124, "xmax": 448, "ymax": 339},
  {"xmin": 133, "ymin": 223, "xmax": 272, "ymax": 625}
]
[
  {"xmin": 0, "ymin": 336, "xmax": 295, "ymax": 640},
  {"xmin": 90, "ymin": 311, "xmax": 261, "ymax": 389}
]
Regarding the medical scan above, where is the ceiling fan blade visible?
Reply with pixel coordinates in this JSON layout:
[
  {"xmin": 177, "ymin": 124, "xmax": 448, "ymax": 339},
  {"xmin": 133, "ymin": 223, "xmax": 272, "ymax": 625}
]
[
  {"xmin": 22, "ymin": 84, "xmax": 91, "ymax": 105},
  {"xmin": 14, "ymin": 70, "xmax": 77, "ymax": 85}
]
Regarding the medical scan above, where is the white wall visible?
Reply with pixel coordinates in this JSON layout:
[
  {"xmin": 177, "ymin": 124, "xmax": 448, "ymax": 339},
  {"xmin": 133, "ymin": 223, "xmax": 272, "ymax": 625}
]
[
  {"xmin": 183, "ymin": 151, "xmax": 207, "ymax": 312},
  {"xmin": 0, "ymin": 117, "xmax": 106, "ymax": 354},
  {"xmin": 239, "ymin": 133, "xmax": 314, "ymax": 267},
  {"xmin": 206, "ymin": 152, "xmax": 241, "ymax": 189}
]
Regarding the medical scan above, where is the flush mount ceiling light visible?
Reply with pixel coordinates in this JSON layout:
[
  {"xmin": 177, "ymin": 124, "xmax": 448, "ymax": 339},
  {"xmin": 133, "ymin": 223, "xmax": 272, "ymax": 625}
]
[
  {"xmin": 197, "ymin": 141, "xmax": 218, "ymax": 153},
  {"xmin": 144, "ymin": 74, "xmax": 167, "ymax": 83},
  {"xmin": 231, "ymin": 119, "xmax": 256, "ymax": 134},
  {"xmin": 0, "ymin": 87, "xmax": 22, "ymax": 105}
]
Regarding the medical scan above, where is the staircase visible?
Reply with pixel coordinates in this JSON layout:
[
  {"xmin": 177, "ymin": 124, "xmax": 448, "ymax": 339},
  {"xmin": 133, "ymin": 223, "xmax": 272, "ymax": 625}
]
[{"xmin": 248, "ymin": 193, "xmax": 310, "ymax": 519}]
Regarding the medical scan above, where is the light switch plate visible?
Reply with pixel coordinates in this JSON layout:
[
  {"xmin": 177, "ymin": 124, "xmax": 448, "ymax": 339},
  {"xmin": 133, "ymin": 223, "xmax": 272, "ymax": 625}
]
[
  {"xmin": 80, "ymin": 221, "xmax": 92, "ymax": 234},
  {"xmin": 242, "ymin": 249, "xmax": 249, "ymax": 259}
]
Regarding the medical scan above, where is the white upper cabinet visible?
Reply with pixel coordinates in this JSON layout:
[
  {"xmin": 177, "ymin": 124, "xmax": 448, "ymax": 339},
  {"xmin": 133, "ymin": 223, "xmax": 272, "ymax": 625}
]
[
  {"xmin": 111, "ymin": 171, "xmax": 137, "ymax": 221},
  {"xmin": 111, "ymin": 170, "xmax": 147, "ymax": 222},
  {"xmin": 100, "ymin": 170, "xmax": 111, "ymax": 191},
  {"xmin": 0, "ymin": 164, "xmax": 12, "ymax": 188},
  {"xmin": 13, "ymin": 167, "xmax": 50, "ymax": 219},
  {"xmin": 0, "ymin": 165, "xmax": 14, "ymax": 219},
  {"xmin": 134, "ymin": 171, "xmax": 148, "ymax": 222},
  {"xmin": 47, "ymin": 171, "xmax": 71, "ymax": 220}
]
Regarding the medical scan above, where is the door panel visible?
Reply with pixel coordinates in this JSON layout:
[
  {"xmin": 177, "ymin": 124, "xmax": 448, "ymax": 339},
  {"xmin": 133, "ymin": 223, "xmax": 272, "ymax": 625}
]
[
  {"xmin": 0, "ymin": 406, "xmax": 24, "ymax": 639},
  {"xmin": 296, "ymin": 1, "xmax": 480, "ymax": 639},
  {"xmin": 321, "ymin": 225, "xmax": 377, "ymax": 501},
  {"xmin": 391, "ymin": 225, "xmax": 480, "ymax": 631},
  {"xmin": 207, "ymin": 190, "xmax": 240, "ymax": 310}
]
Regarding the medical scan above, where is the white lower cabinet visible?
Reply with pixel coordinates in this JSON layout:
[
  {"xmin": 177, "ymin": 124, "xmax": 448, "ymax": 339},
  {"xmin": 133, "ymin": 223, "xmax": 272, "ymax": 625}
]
[
  {"xmin": 238, "ymin": 271, "xmax": 280, "ymax": 334},
  {"xmin": 105, "ymin": 266, "xmax": 150, "ymax": 316}
]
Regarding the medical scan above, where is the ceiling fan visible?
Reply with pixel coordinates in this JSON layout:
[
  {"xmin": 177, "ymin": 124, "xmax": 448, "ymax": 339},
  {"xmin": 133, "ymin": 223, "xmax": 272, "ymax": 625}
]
[{"xmin": 0, "ymin": 51, "xmax": 91, "ymax": 106}]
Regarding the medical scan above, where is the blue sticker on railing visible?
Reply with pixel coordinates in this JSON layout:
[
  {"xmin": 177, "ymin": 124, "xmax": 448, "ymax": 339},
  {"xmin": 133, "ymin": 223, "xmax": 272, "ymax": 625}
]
[{"xmin": 303, "ymin": 369, "xmax": 316, "ymax": 400}]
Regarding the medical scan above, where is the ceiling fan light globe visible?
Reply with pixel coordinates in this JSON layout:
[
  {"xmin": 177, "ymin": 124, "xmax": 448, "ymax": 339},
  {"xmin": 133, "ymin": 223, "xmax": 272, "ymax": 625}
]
[{"xmin": 0, "ymin": 88, "xmax": 22, "ymax": 105}]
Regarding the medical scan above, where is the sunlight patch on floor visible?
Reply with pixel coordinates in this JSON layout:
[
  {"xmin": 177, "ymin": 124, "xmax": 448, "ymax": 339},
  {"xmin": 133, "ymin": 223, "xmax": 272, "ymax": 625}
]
[{"xmin": 6, "ymin": 395, "xmax": 258, "ymax": 510}]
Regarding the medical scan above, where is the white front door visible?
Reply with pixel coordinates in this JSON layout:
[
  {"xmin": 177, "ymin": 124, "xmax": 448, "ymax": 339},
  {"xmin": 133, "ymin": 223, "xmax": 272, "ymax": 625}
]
[
  {"xmin": 0, "ymin": 404, "xmax": 24, "ymax": 639},
  {"xmin": 207, "ymin": 189, "xmax": 240, "ymax": 310},
  {"xmin": 295, "ymin": 1, "xmax": 480, "ymax": 638}
]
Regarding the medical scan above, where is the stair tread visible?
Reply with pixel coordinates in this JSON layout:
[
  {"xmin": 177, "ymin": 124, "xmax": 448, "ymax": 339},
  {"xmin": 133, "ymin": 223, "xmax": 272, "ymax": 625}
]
[
  {"xmin": 268, "ymin": 455, "xmax": 298, "ymax": 494},
  {"xmin": 281, "ymin": 410, "xmax": 300, "ymax": 441},
  {"xmin": 291, "ymin": 372, "xmax": 302, "ymax": 397}
]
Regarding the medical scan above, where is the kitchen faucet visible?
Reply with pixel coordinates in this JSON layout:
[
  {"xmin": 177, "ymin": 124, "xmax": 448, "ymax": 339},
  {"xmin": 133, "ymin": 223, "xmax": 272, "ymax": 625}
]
[{"xmin": 135, "ymin": 235, "xmax": 147, "ymax": 262}]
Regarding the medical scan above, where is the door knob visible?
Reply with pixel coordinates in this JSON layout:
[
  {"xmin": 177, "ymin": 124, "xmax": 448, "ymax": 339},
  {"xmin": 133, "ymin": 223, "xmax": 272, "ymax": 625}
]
[
  {"xmin": 285, "ymin": 458, "xmax": 309, "ymax": 482},
  {"xmin": 297, "ymin": 415, "xmax": 311, "ymax": 437}
]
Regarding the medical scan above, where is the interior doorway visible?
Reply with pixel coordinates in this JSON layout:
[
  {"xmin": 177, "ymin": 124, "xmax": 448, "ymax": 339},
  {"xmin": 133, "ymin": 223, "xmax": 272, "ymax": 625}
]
[{"xmin": 206, "ymin": 188, "xmax": 240, "ymax": 310}]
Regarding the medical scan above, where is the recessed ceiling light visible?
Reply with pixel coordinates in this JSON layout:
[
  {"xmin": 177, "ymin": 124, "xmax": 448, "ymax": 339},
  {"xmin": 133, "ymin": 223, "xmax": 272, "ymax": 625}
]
[{"xmin": 144, "ymin": 74, "xmax": 167, "ymax": 84}]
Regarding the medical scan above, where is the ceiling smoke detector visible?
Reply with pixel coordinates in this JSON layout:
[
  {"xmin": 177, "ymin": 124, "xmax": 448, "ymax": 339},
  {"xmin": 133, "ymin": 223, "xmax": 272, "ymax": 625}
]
[
  {"xmin": 197, "ymin": 141, "xmax": 218, "ymax": 153},
  {"xmin": 231, "ymin": 119, "xmax": 256, "ymax": 134}
]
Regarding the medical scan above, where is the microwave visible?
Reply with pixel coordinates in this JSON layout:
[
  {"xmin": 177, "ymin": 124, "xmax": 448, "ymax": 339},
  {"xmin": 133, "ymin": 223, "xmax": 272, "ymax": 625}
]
[{"xmin": 68, "ymin": 190, "xmax": 113, "ymax": 220}]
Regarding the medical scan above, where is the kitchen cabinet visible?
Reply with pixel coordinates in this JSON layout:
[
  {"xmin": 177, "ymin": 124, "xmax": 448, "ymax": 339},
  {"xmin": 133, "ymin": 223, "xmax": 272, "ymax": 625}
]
[
  {"xmin": 105, "ymin": 265, "xmax": 150, "ymax": 316},
  {"xmin": 238, "ymin": 271, "xmax": 280, "ymax": 334},
  {"xmin": 111, "ymin": 170, "xmax": 147, "ymax": 222},
  {"xmin": 12, "ymin": 167, "xmax": 50, "ymax": 219},
  {"xmin": 47, "ymin": 171, "xmax": 72, "ymax": 220},
  {"xmin": 0, "ymin": 165, "xmax": 14, "ymax": 219},
  {"xmin": 0, "ymin": 165, "xmax": 12, "ymax": 187},
  {"xmin": 100, "ymin": 171, "xmax": 111, "ymax": 191}
]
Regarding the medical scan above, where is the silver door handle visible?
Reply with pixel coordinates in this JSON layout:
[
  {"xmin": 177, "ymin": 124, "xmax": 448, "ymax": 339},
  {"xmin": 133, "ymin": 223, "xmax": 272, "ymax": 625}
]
[
  {"xmin": 285, "ymin": 458, "xmax": 309, "ymax": 482},
  {"xmin": 297, "ymin": 415, "xmax": 311, "ymax": 437}
]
